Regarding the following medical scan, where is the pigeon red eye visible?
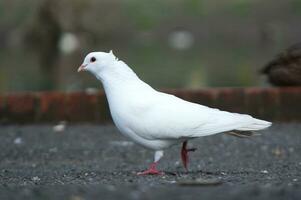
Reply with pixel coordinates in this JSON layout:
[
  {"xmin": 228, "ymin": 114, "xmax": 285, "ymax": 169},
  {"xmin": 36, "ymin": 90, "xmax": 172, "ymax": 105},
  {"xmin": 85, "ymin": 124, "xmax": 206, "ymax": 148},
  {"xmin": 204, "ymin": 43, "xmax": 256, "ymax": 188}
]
[{"xmin": 90, "ymin": 57, "xmax": 96, "ymax": 62}]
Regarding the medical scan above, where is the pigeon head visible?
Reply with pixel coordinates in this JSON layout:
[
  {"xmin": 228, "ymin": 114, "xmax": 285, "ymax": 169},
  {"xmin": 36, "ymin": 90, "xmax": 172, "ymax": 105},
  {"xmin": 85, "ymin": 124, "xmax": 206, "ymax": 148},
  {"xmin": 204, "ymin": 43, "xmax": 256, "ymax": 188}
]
[{"xmin": 78, "ymin": 50, "xmax": 116, "ymax": 74}]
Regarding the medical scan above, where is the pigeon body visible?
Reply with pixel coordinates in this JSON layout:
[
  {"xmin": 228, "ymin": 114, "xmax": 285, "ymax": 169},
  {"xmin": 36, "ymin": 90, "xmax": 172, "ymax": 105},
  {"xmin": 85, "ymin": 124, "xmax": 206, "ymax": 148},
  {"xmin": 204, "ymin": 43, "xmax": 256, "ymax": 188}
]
[{"xmin": 78, "ymin": 51, "xmax": 272, "ymax": 174}]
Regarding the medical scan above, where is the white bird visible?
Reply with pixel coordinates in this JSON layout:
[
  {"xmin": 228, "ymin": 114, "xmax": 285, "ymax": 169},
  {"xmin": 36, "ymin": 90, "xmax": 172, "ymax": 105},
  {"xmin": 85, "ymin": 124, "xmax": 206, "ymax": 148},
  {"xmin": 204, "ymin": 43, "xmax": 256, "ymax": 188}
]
[{"xmin": 78, "ymin": 50, "xmax": 272, "ymax": 175}]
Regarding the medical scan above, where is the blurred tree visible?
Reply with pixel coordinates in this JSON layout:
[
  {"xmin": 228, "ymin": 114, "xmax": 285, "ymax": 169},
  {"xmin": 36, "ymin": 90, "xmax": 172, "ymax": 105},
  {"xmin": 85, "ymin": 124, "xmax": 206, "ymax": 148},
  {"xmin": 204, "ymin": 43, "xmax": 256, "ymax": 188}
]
[{"xmin": 25, "ymin": 0, "xmax": 62, "ymax": 90}]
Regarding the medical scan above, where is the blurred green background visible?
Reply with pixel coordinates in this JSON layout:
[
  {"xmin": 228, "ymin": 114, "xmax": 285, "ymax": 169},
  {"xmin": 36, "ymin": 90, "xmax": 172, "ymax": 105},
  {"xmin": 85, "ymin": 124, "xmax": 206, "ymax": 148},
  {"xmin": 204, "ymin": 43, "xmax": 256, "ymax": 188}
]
[{"xmin": 0, "ymin": 0, "xmax": 300, "ymax": 92}]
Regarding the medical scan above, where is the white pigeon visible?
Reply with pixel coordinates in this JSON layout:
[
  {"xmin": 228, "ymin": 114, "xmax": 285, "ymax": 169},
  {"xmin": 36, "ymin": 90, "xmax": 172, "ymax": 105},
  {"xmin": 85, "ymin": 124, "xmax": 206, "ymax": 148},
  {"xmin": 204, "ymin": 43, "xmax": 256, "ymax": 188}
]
[{"xmin": 78, "ymin": 50, "xmax": 272, "ymax": 175}]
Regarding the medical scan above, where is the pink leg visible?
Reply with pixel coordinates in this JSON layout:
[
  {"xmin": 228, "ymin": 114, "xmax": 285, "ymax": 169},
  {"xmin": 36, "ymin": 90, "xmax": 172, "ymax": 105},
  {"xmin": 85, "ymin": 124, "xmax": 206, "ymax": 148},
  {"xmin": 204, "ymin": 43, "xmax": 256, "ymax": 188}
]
[
  {"xmin": 181, "ymin": 141, "xmax": 196, "ymax": 170},
  {"xmin": 137, "ymin": 162, "xmax": 164, "ymax": 175}
]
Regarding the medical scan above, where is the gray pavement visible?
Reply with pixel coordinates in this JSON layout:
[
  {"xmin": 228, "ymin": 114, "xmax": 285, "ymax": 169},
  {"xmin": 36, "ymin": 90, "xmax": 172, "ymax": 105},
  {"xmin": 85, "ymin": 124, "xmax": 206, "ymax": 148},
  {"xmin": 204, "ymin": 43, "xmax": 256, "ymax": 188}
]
[{"xmin": 0, "ymin": 123, "xmax": 300, "ymax": 199}]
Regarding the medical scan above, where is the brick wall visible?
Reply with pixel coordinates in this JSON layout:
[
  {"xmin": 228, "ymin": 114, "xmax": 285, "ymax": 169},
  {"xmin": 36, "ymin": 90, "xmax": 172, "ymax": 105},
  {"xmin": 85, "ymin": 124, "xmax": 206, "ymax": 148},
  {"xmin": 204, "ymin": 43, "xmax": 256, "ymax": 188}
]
[{"xmin": 0, "ymin": 87, "xmax": 300, "ymax": 123}]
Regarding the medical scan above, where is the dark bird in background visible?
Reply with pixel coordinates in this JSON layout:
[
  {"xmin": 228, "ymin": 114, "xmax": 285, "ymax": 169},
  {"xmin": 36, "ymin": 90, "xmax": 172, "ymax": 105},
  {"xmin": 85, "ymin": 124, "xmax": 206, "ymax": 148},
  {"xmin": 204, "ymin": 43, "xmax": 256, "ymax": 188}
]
[{"xmin": 261, "ymin": 43, "xmax": 301, "ymax": 86}]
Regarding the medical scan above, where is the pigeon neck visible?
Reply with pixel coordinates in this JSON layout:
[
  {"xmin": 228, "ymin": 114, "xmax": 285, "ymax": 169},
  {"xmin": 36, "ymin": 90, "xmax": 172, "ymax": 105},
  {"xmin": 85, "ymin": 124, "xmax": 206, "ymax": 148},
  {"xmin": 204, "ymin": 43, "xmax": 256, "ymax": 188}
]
[{"xmin": 96, "ymin": 60, "xmax": 140, "ymax": 89}]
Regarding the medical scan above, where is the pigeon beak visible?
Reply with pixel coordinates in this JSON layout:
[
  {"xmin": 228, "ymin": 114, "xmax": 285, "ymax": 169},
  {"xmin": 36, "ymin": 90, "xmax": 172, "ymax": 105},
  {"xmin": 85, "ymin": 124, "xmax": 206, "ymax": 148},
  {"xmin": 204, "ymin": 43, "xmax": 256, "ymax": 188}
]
[{"xmin": 77, "ymin": 64, "xmax": 87, "ymax": 72}]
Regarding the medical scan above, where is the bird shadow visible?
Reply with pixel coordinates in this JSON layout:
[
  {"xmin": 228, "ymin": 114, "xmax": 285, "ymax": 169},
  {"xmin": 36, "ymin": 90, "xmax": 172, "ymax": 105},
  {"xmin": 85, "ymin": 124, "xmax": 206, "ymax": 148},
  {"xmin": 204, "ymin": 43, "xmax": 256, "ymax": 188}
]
[{"xmin": 163, "ymin": 170, "xmax": 222, "ymax": 176}]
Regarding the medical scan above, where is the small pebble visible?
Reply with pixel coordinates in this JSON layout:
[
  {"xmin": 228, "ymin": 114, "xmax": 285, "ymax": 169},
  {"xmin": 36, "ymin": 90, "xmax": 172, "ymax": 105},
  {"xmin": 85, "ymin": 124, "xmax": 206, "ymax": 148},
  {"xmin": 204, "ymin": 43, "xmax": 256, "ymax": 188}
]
[
  {"xmin": 272, "ymin": 147, "xmax": 284, "ymax": 157},
  {"xmin": 174, "ymin": 161, "xmax": 180, "ymax": 166},
  {"xmin": 32, "ymin": 176, "xmax": 40, "ymax": 182},
  {"xmin": 53, "ymin": 121, "xmax": 66, "ymax": 132},
  {"xmin": 14, "ymin": 137, "xmax": 23, "ymax": 145},
  {"xmin": 168, "ymin": 180, "xmax": 177, "ymax": 184},
  {"xmin": 260, "ymin": 170, "xmax": 269, "ymax": 174}
]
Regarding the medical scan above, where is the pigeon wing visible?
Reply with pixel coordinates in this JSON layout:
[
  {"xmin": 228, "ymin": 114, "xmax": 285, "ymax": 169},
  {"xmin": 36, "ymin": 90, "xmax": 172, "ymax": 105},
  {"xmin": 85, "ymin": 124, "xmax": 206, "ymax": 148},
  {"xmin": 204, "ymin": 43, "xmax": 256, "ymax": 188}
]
[{"xmin": 128, "ymin": 92, "xmax": 270, "ymax": 140}]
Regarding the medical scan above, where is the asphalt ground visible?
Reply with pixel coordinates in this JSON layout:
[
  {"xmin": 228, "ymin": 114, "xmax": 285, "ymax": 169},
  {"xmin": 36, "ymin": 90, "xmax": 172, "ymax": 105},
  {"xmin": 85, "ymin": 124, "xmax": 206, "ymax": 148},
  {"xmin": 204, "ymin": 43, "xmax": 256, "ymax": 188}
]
[{"xmin": 0, "ymin": 123, "xmax": 300, "ymax": 200}]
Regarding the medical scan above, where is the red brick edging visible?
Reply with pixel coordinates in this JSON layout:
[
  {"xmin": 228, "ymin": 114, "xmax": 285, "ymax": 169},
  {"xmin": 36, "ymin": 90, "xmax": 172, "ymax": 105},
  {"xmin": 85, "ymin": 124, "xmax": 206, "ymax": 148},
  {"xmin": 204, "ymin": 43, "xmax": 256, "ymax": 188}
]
[{"xmin": 0, "ymin": 87, "xmax": 301, "ymax": 123}]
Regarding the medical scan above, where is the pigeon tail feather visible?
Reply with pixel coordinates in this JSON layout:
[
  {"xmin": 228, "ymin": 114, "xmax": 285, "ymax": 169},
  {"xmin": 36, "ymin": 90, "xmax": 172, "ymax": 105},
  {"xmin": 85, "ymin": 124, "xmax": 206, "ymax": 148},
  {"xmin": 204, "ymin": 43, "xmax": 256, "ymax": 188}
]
[{"xmin": 235, "ymin": 118, "xmax": 272, "ymax": 131}]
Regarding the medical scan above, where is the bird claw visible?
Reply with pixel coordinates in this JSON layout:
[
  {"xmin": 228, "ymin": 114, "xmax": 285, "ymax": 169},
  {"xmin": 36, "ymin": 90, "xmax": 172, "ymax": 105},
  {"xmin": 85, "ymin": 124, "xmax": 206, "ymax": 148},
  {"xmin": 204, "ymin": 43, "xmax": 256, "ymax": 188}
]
[{"xmin": 137, "ymin": 162, "xmax": 164, "ymax": 175}]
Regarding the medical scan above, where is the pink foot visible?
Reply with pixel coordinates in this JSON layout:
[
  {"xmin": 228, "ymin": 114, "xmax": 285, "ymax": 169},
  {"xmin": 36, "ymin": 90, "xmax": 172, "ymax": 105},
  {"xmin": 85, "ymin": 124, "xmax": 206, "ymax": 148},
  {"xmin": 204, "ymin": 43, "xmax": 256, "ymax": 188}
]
[
  {"xmin": 137, "ymin": 162, "xmax": 164, "ymax": 175},
  {"xmin": 181, "ymin": 141, "xmax": 196, "ymax": 170}
]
